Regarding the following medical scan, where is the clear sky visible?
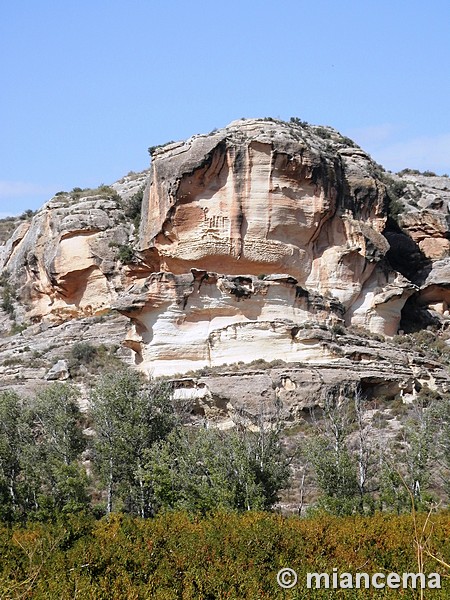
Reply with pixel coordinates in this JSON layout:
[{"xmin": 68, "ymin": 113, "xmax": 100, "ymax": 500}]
[{"xmin": 1, "ymin": 0, "xmax": 449, "ymax": 217}]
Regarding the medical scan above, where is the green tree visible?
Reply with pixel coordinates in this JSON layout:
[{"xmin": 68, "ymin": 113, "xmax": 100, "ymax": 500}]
[
  {"xmin": 0, "ymin": 385, "xmax": 88, "ymax": 521},
  {"xmin": 144, "ymin": 424, "xmax": 290, "ymax": 514},
  {"xmin": 306, "ymin": 384, "xmax": 362, "ymax": 515},
  {"xmin": 306, "ymin": 436, "xmax": 359, "ymax": 515},
  {"xmin": 28, "ymin": 383, "xmax": 88, "ymax": 518},
  {"xmin": 89, "ymin": 371, "xmax": 175, "ymax": 516},
  {"xmin": 0, "ymin": 391, "xmax": 26, "ymax": 520},
  {"xmin": 31, "ymin": 383, "xmax": 85, "ymax": 467}
]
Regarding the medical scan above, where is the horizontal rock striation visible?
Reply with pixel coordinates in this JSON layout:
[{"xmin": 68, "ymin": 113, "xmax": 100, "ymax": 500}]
[{"xmin": 1, "ymin": 175, "xmax": 146, "ymax": 322}]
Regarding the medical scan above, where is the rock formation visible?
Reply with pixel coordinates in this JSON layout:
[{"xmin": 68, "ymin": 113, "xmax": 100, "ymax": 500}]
[
  {"xmin": 0, "ymin": 174, "xmax": 147, "ymax": 323},
  {"xmin": 117, "ymin": 119, "xmax": 415, "ymax": 375},
  {"xmin": 1, "ymin": 118, "xmax": 450, "ymax": 405}
]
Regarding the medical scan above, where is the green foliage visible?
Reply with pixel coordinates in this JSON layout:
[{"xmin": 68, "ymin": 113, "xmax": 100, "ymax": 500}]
[
  {"xmin": 307, "ymin": 437, "xmax": 360, "ymax": 516},
  {"xmin": 70, "ymin": 184, "xmax": 121, "ymax": 202},
  {"xmin": 145, "ymin": 425, "xmax": 290, "ymax": 514},
  {"xmin": 19, "ymin": 208, "xmax": 35, "ymax": 219},
  {"xmin": 289, "ymin": 116, "xmax": 309, "ymax": 127},
  {"xmin": 378, "ymin": 462, "xmax": 411, "ymax": 514},
  {"xmin": 68, "ymin": 342, "xmax": 123, "ymax": 377},
  {"xmin": 9, "ymin": 322, "xmax": 28, "ymax": 335},
  {"xmin": 124, "ymin": 186, "xmax": 144, "ymax": 229},
  {"xmin": 148, "ymin": 140, "xmax": 175, "ymax": 156},
  {"xmin": 393, "ymin": 330, "xmax": 450, "ymax": 364},
  {"xmin": 0, "ymin": 273, "xmax": 15, "ymax": 318},
  {"xmin": 117, "ymin": 243, "xmax": 134, "ymax": 263},
  {"xmin": 0, "ymin": 511, "xmax": 449, "ymax": 597},
  {"xmin": 314, "ymin": 126, "xmax": 332, "ymax": 139},
  {"xmin": 0, "ymin": 391, "xmax": 24, "ymax": 521},
  {"xmin": 31, "ymin": 383, "xmax": 85, "ymax": 466},
  {"xmin": 90, "ymin": 371, "xmax": 176, "ymax": 516},
  {"xmin": 397, "ymin": 168, "xmax": 421, "ymax": 176},
  {"xmin": 380, "ymin": 172, "xmax": 408, "ymax": 219},
  {"xmin": 70, "ymin": 341, "xmax": 97, "ymax": 365},
  {"xmin": 0, "ymin": 384, "xmax": 88, "ymax": 522},
  {"xmin": 340, "ymin": 134, "xmax": 356, "ymax": 146}
]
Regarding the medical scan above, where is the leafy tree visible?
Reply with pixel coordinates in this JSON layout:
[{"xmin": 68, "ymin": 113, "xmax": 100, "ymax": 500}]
[
  {"xmin": 144, "ymin": 424, "xmax": 290, "ymax": 514},
  {"xmin": 306, "ymin": 384, "xmax": 363, "ymax": 515},
  {"xmin": 0, "ymin": 385, "xmax": 88, "ymax": 521},
  {"xmin": 378, "ymin": 457, "xmax": 411, "ymax": 514},
  {"xmin": 0, "ymin": 391, "xmax": 27, "ymax": 520},
  {"xmin": 31, "ymin": 383, "xmax": 85, "ymax": 467},
  {"xmin": 306, "ymin": 436, "xmax": 359, "ymax": 516},
  {"xmin": 27, "ymin": 383, "xmax": 88, "ymax": 518},
  {"xmin": 89, "ymin": 370, "xmax": 176, "ymax": 516}
]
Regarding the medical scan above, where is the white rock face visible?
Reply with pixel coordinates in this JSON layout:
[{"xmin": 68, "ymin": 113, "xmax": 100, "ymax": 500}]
[
  {"xmin": 115, "ymin": 271, "xmax": 344, "ymax": 376},
  {"xmin": 45, "ymin": 359, "xmax": 70, "ymax": 381}
]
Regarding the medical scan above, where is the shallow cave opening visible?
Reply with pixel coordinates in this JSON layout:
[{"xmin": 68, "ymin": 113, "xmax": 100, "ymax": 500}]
[
  {"xmin": 399, "ymin": 295, "xmax": 442, "ymax": 333},
  {"xmin": 382, "ymin": 217, "xmax": 438, "ymax": 333},
  {"xmin": 382, "ymin": 217, "xmax": 432, "ymax": 285}
]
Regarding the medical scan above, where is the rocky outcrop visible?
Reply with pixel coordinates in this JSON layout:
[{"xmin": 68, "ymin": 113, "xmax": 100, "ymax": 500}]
[
  {"xmin": 2, "ymin": 120, "xmax": 450, "ymax": 385},
  {"xmin": 172, "ymin": 350, "xmax": 450, "ymax": 430},
  {"xmin": 120, "ymin": 119, "xmax": 414, "ymax": 374},
  {"xmin": 0, "ymin": 312, "xmax": 133, "ymax": 398},
  {"xmin": 391, "ymin": 173, "xmax": 450, "ymax": 319},
  {"xmin": 114, "ymin": 270, "xmax": 346, "ymax": 376},
  {"xmin": 398, "ymin": 175, "xmax": 450, "ymax": 254},
  {"xmin": 1, "ymin": 174, "xmax": 147, "ymax": 322},
  {"xmin": 140, "ymin": 120, "xmax": 389, "ymax": 299}
]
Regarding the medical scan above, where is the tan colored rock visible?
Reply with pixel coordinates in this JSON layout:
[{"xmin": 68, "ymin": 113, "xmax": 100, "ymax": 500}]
[
  {"xmin": 120, "ymin": 119, "xmax": 414, "ymax": 374},
  {"xmin": 140, "ymin": 121, "xmax": 388, "ymax": 300},
  {"xmin": 2, "ymin": 191, "xmax": 134, "ymax": 321},
  {"xmin": 419, "ymin": 237, "xmax": 450, "ymax": 259},
  {"xmin": 168, "ymin": 338, "xmax": 450, "ymax": 428},
  {"xmin": 3, "ymin": 121, "xmax": 440, "ymax": 379},
  {"xmin": 393, "ymin": 173, "xmax": 450, "ymax": 260}
]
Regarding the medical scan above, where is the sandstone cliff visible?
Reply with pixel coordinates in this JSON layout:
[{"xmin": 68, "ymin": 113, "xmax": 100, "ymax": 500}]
[
  {"xmin": 1, "ymin": 118, "xmax": 450, "ymax": 409},
  {"xmin": 119, "ymin": 119, "xmax": 415, "ymax": 375}
]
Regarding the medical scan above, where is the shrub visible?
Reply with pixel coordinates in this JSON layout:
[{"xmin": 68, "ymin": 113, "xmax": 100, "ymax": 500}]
[
  {"xmin": 314, "ymin": 126, "xmax": 332, "ymax": 139},
  {"xmin": 68, "ymin": 343, "xmax": 123, "ymax": 377},
  {"xmin": 0, "ymin": 512, "xmax": 449, "ymax": 597},
  {"xmin": 70, "ymin": 185, "xmax": 121, "ymax": 202},
  {"xmin": 148, "ymin": 140, "xmax": 175, "ymax": 157},
  {"xmin": 124, "ymin": 187, "xmax": 144, "ymax": 229},
  {"xmin": 117, "ymin": 244, "xmax": 134, "ymax": 263},
  {"xmin": 290, "ymin": 116, "xmax": 309, "ymax": 127},
  {"xmin": 9, "ymin": 322, "xmax": 27, "ymax": 335},
  {"xmin": 70, "ymin": 342, "xmax": 97, "ymax": 365},
  {"xmin": 0, "ymin": 274, "xmax": 15, "ymax": 318}
]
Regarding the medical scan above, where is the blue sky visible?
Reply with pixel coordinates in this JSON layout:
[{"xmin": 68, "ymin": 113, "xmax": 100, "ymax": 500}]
[{"xmin": 1, "ymin": 0, "xmax": 449, "ymax": 217}]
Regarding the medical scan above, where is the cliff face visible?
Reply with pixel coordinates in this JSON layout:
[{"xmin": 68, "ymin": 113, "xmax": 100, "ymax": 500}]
[
  {"xmin": 1, "ymin": 118, "xmax": 450, "ymax": 391},
  {"xmin": 118, "ymin": 119, "xmax": 413, "ymax": 375},
  {"xmin": 1, "ymin": 174, "xmax": 146, "ymax": 323}
]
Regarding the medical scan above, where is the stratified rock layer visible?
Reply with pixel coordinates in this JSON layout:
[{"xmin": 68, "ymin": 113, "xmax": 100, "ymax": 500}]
[{"xmin": 1, "ymin": 174, "xmax": 147, "ymax": 322}]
